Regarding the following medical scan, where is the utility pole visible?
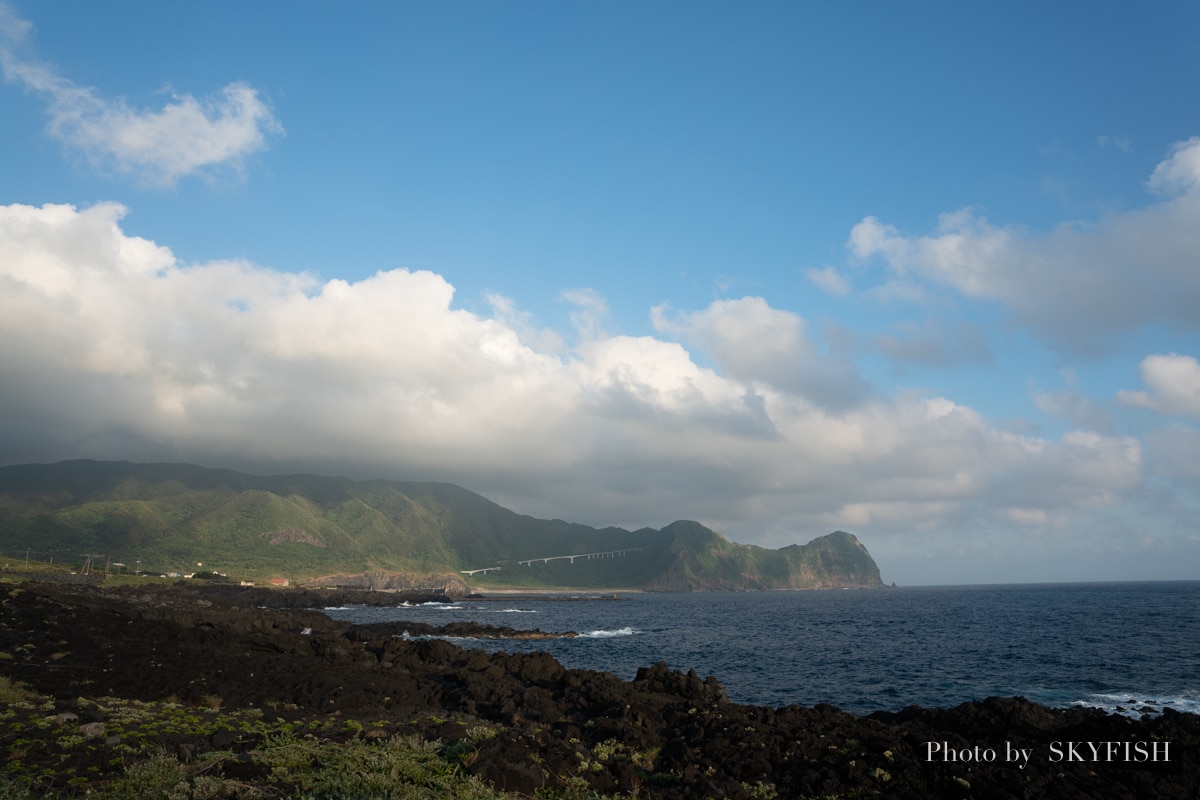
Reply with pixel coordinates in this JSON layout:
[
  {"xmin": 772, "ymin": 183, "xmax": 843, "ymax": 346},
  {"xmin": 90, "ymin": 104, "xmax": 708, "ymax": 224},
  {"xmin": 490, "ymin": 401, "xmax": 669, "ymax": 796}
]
[{"xmin": 81, "ymin": 554, "xmax": 103, "ymax": 576}]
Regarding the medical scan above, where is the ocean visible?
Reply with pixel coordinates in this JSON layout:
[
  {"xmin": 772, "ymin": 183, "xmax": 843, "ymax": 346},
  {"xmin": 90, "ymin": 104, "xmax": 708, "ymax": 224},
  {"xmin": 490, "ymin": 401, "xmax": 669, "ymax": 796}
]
[{"xmin": 323, "ymin": 581, "xmax": 1200, "ymax": 717}]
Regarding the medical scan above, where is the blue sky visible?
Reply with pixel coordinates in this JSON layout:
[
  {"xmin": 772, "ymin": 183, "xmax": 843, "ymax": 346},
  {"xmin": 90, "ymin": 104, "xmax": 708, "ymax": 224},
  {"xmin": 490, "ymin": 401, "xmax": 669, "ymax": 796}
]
[{"xmin": 2, "ymin": 1, "xmax": 1198, "ymax": 585}]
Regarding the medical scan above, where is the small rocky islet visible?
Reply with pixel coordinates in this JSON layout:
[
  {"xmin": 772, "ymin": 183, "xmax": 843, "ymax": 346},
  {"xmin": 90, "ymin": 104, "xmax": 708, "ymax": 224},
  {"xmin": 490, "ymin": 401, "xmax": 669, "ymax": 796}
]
[{"xmin": 0, "ymin": 580, "xmax": 1195, "ymax": 798}]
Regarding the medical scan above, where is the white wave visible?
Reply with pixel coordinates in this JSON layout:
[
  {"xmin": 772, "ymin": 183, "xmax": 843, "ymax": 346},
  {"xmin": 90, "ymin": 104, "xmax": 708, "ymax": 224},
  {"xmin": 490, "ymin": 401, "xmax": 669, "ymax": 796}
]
[
  {"xmin": 322, "ymin": 605, "xmax": 352, "ymax": 611},
  {"xmin": 398, "ymin": 632, "xmax": 479, "ymax": 642},
  {"xmin": 579, "ymin": 627, "xmax": 638, "ymax": 638},
  {"xmin": 1072, "ymin": 691, "xmax": 1200, "ymax": 717},
  {"xmin": 496, "ymin": 609, "xmax": 537, "ymax": 613}
]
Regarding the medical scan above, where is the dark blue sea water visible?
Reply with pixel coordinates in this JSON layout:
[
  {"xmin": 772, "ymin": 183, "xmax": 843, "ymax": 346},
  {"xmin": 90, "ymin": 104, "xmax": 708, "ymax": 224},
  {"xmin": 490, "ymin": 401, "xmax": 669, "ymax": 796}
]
[{"xmin": 323, "ymin": 582, "xmax": 1200, "ymax": 716}]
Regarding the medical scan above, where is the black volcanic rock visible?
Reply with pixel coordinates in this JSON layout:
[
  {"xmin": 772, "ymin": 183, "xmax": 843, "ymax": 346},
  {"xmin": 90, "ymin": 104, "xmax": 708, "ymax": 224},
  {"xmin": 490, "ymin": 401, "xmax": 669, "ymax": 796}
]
[{"xmin": 0, "ymin": 580, "xmax": 1194, "ymax": 798}]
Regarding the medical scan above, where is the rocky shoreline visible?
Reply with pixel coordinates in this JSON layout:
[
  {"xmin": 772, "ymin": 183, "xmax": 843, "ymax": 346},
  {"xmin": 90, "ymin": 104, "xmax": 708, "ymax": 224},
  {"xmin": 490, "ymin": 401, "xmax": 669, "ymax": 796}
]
[{"xmin": 0, "ymin": 580, "xmax": 1195, "ymax": 798}]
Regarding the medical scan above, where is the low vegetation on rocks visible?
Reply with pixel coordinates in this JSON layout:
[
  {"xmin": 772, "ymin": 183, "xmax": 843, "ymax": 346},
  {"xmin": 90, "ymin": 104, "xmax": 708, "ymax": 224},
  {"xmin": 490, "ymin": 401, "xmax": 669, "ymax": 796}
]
[{"xmin": 0, "ymin": 686, "xmax": 523, "ymax": 799}]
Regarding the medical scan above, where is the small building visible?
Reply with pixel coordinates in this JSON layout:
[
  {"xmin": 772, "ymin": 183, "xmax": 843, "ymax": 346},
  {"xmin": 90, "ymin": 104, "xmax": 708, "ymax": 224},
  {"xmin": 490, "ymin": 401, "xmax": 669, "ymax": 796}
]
[{"xmin": 268, "ymin": 577, "xmax": 289, "ymax": 587}]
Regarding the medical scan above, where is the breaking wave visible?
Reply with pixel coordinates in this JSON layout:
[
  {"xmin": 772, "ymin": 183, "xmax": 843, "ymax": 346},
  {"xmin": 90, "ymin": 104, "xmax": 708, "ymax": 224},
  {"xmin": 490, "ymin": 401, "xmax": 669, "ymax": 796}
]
[
  {"xmin": 579, "ymin": 627, "xmax": 637, "ymax": 638},
  {"xmin": 1072, "ymin": 691, "xmax": 1200, "ymax": 718}
]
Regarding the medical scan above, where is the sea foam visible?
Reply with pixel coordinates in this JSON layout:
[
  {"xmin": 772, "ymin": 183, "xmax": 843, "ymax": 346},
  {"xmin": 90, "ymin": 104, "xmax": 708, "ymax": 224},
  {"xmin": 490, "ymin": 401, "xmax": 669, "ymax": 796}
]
[{"xmin": 580, "ymin": 627, "xmax": 637, "ymax": 638}]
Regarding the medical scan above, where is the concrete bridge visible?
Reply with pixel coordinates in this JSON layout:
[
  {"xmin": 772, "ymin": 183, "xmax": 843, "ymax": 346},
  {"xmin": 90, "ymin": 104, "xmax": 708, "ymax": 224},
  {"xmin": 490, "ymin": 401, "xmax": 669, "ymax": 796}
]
[
  {"xmin": 517, "ymin": 548, "xmax": 642, "ymax": 566},
  {"xmin": 459, "ymin": 566, "xmax": 503, "ymax": 576}
]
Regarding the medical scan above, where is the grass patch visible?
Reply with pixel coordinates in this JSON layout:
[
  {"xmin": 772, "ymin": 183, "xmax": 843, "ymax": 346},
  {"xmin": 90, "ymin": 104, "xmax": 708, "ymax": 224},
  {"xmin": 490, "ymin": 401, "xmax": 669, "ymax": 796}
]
[
  {"xmin": 0, "ymin": 678, "xmax": 36, "ymax": 705},
  {"xmin": 0, "ymin": 685, "xmax": 602, "ymax": 799}
]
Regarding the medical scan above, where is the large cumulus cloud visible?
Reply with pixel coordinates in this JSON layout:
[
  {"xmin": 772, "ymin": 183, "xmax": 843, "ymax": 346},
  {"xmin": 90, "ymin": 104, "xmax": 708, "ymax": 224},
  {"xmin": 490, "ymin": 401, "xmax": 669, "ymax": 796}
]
[{"xmin": 0, "ymin": 201, "xmax": 1150, "ymax": 563}]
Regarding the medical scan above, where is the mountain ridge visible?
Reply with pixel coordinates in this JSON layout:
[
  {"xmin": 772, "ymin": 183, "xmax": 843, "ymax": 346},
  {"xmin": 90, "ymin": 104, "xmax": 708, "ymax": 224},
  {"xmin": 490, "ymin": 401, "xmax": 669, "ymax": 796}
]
[{"xmin": 0, "ymin": 460, "xmax": 885, "ymax": 591}]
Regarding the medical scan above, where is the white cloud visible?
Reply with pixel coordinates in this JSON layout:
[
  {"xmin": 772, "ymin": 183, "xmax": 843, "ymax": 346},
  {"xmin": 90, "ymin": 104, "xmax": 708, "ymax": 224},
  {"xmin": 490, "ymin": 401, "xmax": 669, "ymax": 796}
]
[
  {"xmin": 652, "ymin": 296, "xmax": 868, "ymax": 409},
  {"xmin": 864, "ymin": 279, "xmax": 933, "ymax": 306},
  {"xmin": 874, "ymin": 319, "xmax": 993, "ymax": 368},
  {"xmin": 0, "ymin": 4, "xmax": 281, "ymax": 186},
  {"xmin": 1005, "ymin": 507, "xmax": 1049, "ymax": 526},
  {"xmin": 0, "ymin": 201, "xmax": 1163, "ymax": 571},
  {"xmin": 1147, "ymin": 137, "xmax": 1200, "ymax": 195},
  {"xmin": 804, "ymin": 266, "xmax": 851, "ymax": 296},
  {"xmin": 1117, "ymin": 353, "xmax": 1200, "ymax": 418},
  {"xmin": 1097, "ymin": 135, "xmax": 1132, "ymax": 154},
  {"xmin": 848, "ymin": 137, "xmax": 1200, "ymax": 353},
  {"xmin": 1032, "ymin": 368, "xmax": 1112, "ymax": 433},
  {"xmin": 1145, "ymin": 425, "xmax": 1200, "ymax": 493},
  {"xmin": 0, "ymin": 2, "xmax": 29, "ymax": 42},
  {"xmin": 486, "ymin": 291, "xmax": 566, "ymax": 355},
  {"xmin": 560, "ymin": 288, "xmax": 608, "ymax": 340}
]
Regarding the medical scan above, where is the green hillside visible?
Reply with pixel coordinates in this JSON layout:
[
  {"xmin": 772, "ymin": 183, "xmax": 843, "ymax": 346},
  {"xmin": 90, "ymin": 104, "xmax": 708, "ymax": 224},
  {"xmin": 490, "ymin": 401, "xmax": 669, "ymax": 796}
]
[{"xmin": 0, "ymin": 460, "xmax": 884, "ymax": 590}]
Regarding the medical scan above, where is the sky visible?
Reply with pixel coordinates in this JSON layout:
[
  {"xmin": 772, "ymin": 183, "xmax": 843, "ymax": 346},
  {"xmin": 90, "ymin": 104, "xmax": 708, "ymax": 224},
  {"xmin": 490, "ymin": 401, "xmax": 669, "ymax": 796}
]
[{"xmin": 1, "ymin": 1, "xmax": 1199, "ymax": 585}]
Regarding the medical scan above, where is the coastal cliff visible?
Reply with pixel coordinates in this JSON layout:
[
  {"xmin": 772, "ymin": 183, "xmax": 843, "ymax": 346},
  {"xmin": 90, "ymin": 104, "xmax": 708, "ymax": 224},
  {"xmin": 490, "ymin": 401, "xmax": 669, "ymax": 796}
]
[
  {"xmin": 642, "ymin": 522, "xmax": 883, "ymax": 591},
  {"xmin": 0, "ymin": 460, "xmax": 886, "ymax": 591}
]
